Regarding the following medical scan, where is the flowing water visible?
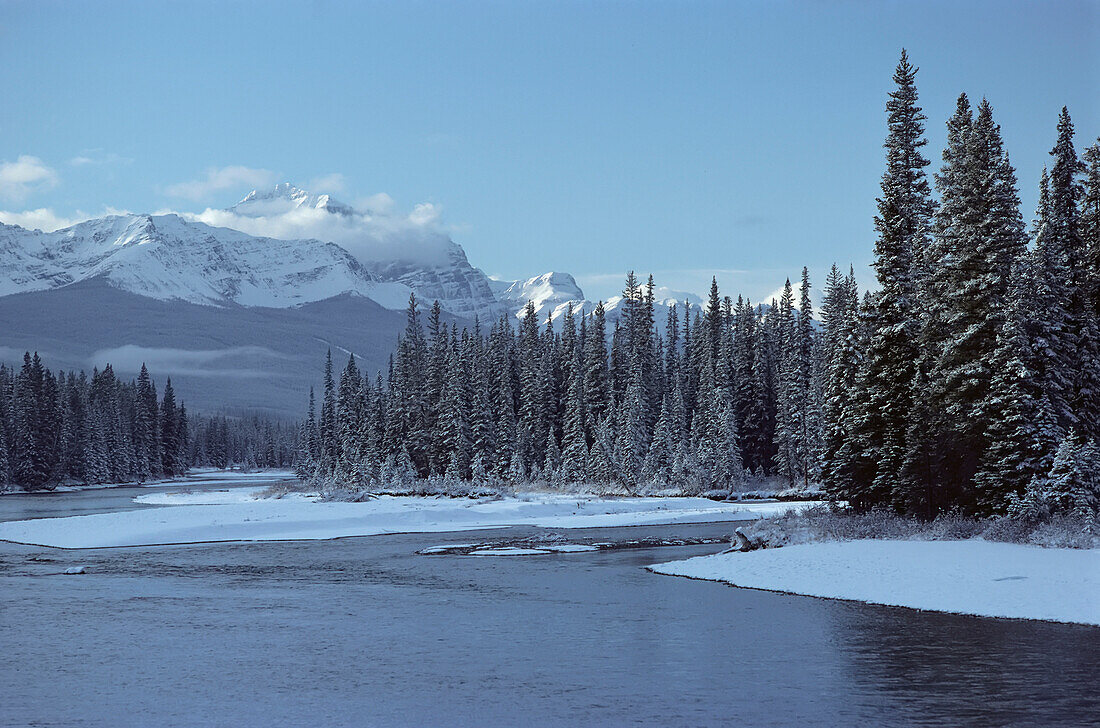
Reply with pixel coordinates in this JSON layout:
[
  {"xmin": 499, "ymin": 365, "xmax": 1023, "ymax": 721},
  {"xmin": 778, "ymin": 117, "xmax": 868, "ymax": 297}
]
[{"xmin": 1, "ymin": 478, "xmax": 1097, "ymax": 727}]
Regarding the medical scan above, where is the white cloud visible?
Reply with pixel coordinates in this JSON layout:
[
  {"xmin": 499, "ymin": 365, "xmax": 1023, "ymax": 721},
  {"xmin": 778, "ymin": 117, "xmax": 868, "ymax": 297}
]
[
  {"xmin": 181, "ymin": 191, "xmax": 458, "ymax": 269},
  {"xmin": 0, "ymin": 156, "xmax": 58, "ymax": 202},
  {"xmin": 166, "ymin": 166, "xmax": 277, "ymax": 201},
  {"xmin": 356, "ymin": 192, "xmax": 395, "ymax": 215},
  {"xmin": 409, "ymin": 202, "xmax": 440, "ymax": 226},
  {"xmin": 309, "ymin": 172, "xmax": 346, "ymax": 194},
  {"xmin": 0, "ymin": 206, "xmax": 133, "ymax": 232},
  {"xmin": 69, "ymin": 149, "xmax": 132, "ymax": 167},
  {"xmin": 0, "ymin": 208, "xmax": 82, "ymax": 231}
]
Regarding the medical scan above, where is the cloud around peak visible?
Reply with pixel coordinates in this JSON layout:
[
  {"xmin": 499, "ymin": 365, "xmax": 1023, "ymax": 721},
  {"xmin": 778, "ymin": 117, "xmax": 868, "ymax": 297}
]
[
  {"xmin": 179, "ymin": 182, "xmax": 461, "ymax": 270},
  {"xmin": 165, "ymin": 166, "xmax": 277, "ymax": 202}
]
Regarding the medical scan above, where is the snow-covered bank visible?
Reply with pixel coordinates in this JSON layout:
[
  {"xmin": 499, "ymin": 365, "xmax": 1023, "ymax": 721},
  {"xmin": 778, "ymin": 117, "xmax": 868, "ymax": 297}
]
[
  {"xmin": 650, "ymin": 540, "xmax": 1100, "ymax": 626},
  {"xmin": 0, "ymin": 469, "xmax": 296, "ymax": 496},
  {"xmin": 0, "ymin": 493, "xmax": 817, "ymax": 548}
]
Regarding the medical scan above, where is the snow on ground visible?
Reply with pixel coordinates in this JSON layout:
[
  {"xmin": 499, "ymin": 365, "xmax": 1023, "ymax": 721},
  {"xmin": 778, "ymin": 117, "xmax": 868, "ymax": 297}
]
[
  {"xmin": 650, "ymin": 540, "xmax": 1100, "ymax": 626},
  {"xmin": 131, "ymin": 487, "xmax": 302, "ymax": 506},
  {"xmin": 0, "ymin": 469, "xmax": 296, "ymax": 496},
  {"xmin": 468, "ymin": 547, "xmax": 553, "ymax": 556},
  {"xmin": 466, "ymin": 544, "xmax": 599, "ymax": 557},
  {"xmin": 0, "ymin": 493, "xmax": 816, "ymax": 549}
]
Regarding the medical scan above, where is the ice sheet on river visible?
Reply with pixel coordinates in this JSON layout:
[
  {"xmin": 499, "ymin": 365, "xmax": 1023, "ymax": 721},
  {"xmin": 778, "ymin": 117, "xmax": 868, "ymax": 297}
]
[
  {"xmin": 650, "ymin": 540, "xmax": 1100, "ymax": 626},
  {"xmin": 0, "ymin": 492, "xmax": 816, "ymax": 548}
]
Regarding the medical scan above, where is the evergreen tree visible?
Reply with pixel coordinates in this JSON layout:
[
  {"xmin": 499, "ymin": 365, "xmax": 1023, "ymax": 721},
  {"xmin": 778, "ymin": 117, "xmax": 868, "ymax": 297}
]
[
  {"xmin": 160, "ymin": 378, "xmax": 180, "ymax": 476},
  {"xmin": 773, "ymin": 280, "xmax": 798, "ymax": 483},
  {"xmin": 857, "ymin": 50, "xmax": 934, "ymax": 509},
  {"xmin": 319, "ymin": 349, "xmax": 337, "ymax": 473},
  {"xmin": 560, "ymin": 364, "xmax": 589, "ymax": 483},
  {"xmin": 1048, "ymin": 108, "xmax": 1100, "ymax": 438},
  {"xmin": 974, "ymin": 258, "xmax": 1061, "ymax": 511}
]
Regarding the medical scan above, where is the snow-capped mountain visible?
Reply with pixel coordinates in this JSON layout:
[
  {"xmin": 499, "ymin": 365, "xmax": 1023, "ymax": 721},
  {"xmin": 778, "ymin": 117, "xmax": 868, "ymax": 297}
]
[
  {"xmin": 0, "ymin": 182, "xmax": 704, "ymax": 323},
  {"xmin": 490, "ymin": 272, "xmax": 587, "ymax": 321},
  {"xmin": 233, "ymin": 182, "xmax": 356, "ymax": 217},
  {"xmin": 0, "ymin": 213, "xmax": 412, "ymax": 308},
  {"xmin": 0, "ymin": 182, "xmax": 707, "ymax": 414},
  {"xmin": 221, "ymin": 184, "xmax": 503, "ymax": 319},
  {"xmin": 490, "ymin": 271, "xmax": 702, "ymax": 331}
]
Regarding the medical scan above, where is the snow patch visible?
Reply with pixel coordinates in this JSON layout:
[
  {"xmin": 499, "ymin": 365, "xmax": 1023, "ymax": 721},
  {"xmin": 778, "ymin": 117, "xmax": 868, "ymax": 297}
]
[
  {"xmin": 649, "ymin": 539, "xmax": 1100, "ymax": 626},
  {"xmin": 0, "ymin": 495, "xmax": 818, "ymax": 549}
]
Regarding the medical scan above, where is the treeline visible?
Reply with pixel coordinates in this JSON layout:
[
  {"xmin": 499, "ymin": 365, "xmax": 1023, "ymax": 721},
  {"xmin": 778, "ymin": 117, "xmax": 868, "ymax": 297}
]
[
  {"xmin": 187, "ymin": 413, "xmax": 297, "ymax": 470},
  {"xmin": 298, "ymin": 267, "xmax": 823, "ymax": 495},
  {"xmin": 0, "ymin": 352, "xmax": 298, "ymax": 491},
  {"xmin": 820, "ymin": 52, "xmax": 1100, "ymax": 519},
  {"xmin": 302, "ymin": 52, "xmax": 1100, "ymax": 523},
  {"xmin": 0, "ymin": 354, "xmax": 187, "ymax": 490}
]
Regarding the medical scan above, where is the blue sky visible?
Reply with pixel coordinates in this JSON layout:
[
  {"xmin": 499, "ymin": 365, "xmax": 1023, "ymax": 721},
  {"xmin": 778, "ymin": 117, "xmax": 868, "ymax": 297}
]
[{"xmin": 0, "ymin": 0, "xmax": 1096, "ymax": 303}]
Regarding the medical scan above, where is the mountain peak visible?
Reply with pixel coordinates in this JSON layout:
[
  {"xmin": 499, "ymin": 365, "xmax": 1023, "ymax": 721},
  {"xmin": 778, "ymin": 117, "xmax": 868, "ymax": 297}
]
[{"xmin": 233, "ymin": 183, "xmax": 354, "ymax": 217}]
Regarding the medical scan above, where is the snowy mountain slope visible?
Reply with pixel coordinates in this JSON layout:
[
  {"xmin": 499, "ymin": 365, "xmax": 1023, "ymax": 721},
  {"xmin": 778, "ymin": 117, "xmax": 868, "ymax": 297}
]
[
  {"xmin": 0, "ymin": 182, "xmax": 704, "ymax": 324},
  {"xmin": 491, "ymin": 272, "xmax": 702, "ymax": 332},
  {"xmin": 491, "ymin": 272, "xmax": 587, "ymax": 322},
  {"xmin": 0, "ymin": 213, "xmax": 411, "ymax": 308},
  {"xmin": 221, "ymin": 184, "xmax": 503, "ymax": 319}
]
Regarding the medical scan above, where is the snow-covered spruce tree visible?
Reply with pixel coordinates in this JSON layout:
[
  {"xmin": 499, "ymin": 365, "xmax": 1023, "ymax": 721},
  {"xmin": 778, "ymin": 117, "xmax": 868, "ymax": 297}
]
[
  {"xmin": 901, "ymin": 97, "xmax": 1028, "ymax": 515},
  {"xmin": 615, "ymin": 370, "xmax": 647, "ymax": 490},
  {"xmin": 1083, "ymin": 139, "xmax": 1100, "ymax": 317},
  {"xmin": 772, "ymin": 280, "xmax": 799, "ymax": 484},
  {"xmin": 133, "ymin": 363, "xmax": 159, "ymax": 481},
  {"xmin": 160, "ymin": 378, "xmax": 181, "ymax": 477},
  {"xmin": 518, "ymin": 301, "xmax": 547, "ymax": 471},
  {"xmin": 296, "ymin": 388, "xmax": 318, "ymax": 479},
  {"xmin": 856, "ymin": 50, "xmax": 935, "ymax": 511},
  {"xmin": 820, "ymin": 265, "xmax": 862, "ymax": 498},
  {"xmin": 974, "ymin": 257, "xmax": 1062, "ymax": 512},
  {"xmin": 1011, "ymin": 433, "xmax": 1100, "ymax": 523},
  {"xmin": 0, "ymin": 415, "xmax": 9, "ymax": 489},
  {"xmin": 735, "ymin": 299, "xmax": 767, "ymax": 473},
  {"xmin": 586, "ymin": 415, "xmax": 617, "ymax": 486},
  {"xmin": 560, "ymin": 362, "xmax": 589, "ymax": 484},
  {"xmin": 84, "ymin": 405, "xmax": 111, "ymax": 485},
  {"xmin": 1031, "ymin": 168, "xmax": 1078, "ymax": 434},
  {"xmin": 487, "ymin": 318, "xmax": 518, "ymax": 475},
  {"xmin": 898, "ymin": 94, "xmax": 971, "ymax": 513},
  {"xmin": 795, "ymin": 268, "xmax": 818, "ymax": 485},
  {"xmin": 464, "ymin": 331, "xmax": 497, "ymax": 479},
  {"xmin": 335, "ymin": 354, "xmax": 365, "ymax": 482},
  {"xmin": 1047, "ymin": 108, "xmax": 1100, "ymax": 439},
  {"xmin": 13, "ymin": 353, "xmax": 53, "ymax": 489},
  {"xmin": 437, "ymin": 334, "xmax": 473, "ymax": 481},
  {"xmin": 425, "ymin": 300, "xmax": 447, "ymax": 475},
  {"xmin": 583, "ymin": 301, "xmax": 611, "ymax": 444},
  {"xmin": 318, "ymin": 349, "xmax": 337, "ymax": 474},
  {"xmin": 641, "ymin": 393, "xmax": 676, "ymax": 487},
  {"xmin": 389, "ymin": 295, "xmax": 431, "ymax": 477}
]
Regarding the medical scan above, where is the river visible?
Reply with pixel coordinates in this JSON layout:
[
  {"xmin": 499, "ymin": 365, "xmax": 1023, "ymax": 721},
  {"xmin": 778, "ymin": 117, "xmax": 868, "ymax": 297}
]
[{"xmin": 1, "ymin": 475, "xmax": 1097, "ymax": 727}]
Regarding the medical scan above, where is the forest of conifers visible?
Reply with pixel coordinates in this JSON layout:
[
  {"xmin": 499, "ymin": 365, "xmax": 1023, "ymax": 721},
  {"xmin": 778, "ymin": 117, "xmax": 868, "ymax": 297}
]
[
  {"xmin": 300, "ymin": 52, "xmax": 1100, "ymax": 521},
  {"xmin": 0, "ymin": 353, "xmax": 297, "ymax": 491}
]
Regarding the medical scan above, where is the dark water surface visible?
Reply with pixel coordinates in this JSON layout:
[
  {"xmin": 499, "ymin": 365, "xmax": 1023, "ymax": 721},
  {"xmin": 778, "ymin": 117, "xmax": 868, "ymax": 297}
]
[{"xmin": 1, "ymin": 482, "xmax": 1097, "ymax": 727}]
